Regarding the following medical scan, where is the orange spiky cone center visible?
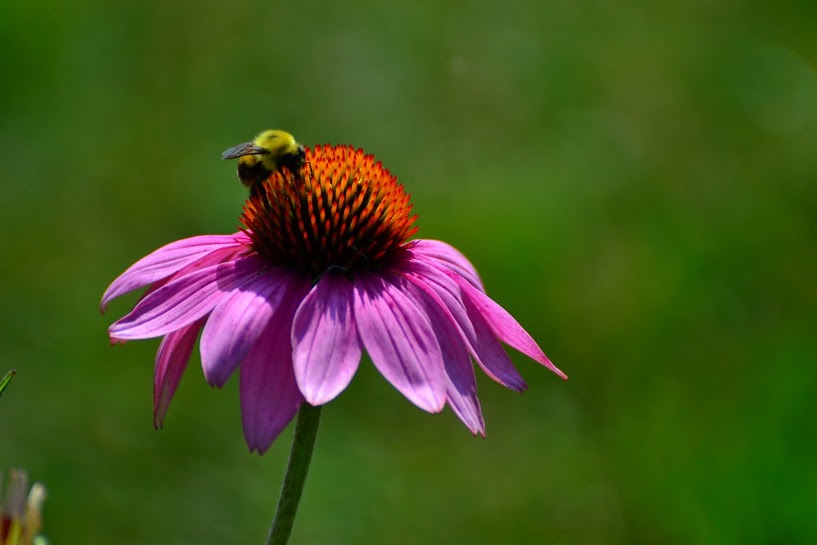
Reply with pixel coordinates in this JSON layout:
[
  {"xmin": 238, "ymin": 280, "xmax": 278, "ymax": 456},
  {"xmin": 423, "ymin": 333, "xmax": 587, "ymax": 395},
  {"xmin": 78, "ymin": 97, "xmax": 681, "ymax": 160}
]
[{"xmin": 240, "ymin": 145, "xmax": 419, "ymax": 278}]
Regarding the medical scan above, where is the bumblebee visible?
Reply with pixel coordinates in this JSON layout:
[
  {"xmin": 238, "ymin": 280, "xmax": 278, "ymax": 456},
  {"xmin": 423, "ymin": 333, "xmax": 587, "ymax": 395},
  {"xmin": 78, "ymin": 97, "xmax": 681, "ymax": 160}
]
[{"xmin": 221, "ymin": 129, "xmax": 308, "ymax": 192}]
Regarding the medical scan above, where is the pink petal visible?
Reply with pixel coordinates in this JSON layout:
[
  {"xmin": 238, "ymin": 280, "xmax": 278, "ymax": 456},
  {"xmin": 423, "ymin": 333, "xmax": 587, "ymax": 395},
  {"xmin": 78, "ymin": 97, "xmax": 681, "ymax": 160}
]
[
  {"xmin": 239, "ymin": 283, "xmax": 306, "ymax": 454},
  {"xmin": 401, "ymin": 259, "xmax": 527, "ymax": 392},
  {"xmin": 101, "ymin": 234, "xmax": 248, "ymax": 312},
  {"xmin": 353, "ymin": 272, "xmax": 446, "ymax": 413},
  {"xmin": 292, "ymin": 271, "xmax": 361, "ymax": 405},
  {"xmin": 400, "ymin": 281, "xmax": 484, "ymax": 435},
  {"xmin": 141, "ymin": 245, "xmax": 248, "ymax": 300},
  {"xmin": 464, "ymin": 298, "xmax": 529, "ymax": 390},
  {"xmin": 153, "ymin": 319, "xmax": 203, "ymax": 429},
  {"xmin": 454, "ymin": 273, "xmax": 568, "ymax": 381},
  {"xmin": 408, "ymin": 239, "xmax": 485, "ymax": 292},
  {"xmin": 108, "ymin": 255, "xmax": 265, "ymax": 341},
  {"xmin": 200, "ymin": 268, "xmax": 301, "ymax": 388},
  {"xmin": 402, "ymin": 258, "xmax": 477, "ymax": 343}
]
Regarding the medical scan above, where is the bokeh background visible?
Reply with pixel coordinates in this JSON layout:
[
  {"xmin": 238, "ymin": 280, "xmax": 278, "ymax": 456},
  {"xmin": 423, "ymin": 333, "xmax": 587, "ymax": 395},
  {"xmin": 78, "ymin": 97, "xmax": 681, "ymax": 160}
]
[{"xmin": 2, "ymin": 0, "xmax": 816, "ymax": 543}]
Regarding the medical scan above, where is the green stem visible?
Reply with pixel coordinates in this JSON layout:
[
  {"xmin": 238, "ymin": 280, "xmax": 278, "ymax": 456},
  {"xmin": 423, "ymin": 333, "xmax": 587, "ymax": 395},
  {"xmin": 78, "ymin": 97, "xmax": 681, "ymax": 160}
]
[{"xmin": 265, "ymin": 403, "xmax": 322, "ymax": 545}]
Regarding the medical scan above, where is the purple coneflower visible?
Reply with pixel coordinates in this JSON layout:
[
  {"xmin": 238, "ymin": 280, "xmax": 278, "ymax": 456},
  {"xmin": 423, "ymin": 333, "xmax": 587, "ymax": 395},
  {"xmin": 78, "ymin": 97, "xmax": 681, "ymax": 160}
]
[{"xmin": 102, "ymin": 144, "xmax": 566, "ymax": 454}]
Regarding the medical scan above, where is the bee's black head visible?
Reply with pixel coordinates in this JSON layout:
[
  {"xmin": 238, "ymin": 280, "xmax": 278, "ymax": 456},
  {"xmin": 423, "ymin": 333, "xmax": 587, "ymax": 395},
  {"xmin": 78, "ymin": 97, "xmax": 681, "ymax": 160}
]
[{"xmin": 278, "ymin": 144, "xmax": 307, "ymax": 176}]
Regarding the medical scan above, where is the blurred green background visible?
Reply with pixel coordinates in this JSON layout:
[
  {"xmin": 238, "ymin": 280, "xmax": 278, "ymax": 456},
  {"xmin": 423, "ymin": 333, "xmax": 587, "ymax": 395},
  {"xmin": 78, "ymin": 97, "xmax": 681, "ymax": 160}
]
[{"xmin": 2, "ymin": 0, "xmax": 816, "ymax": 543}]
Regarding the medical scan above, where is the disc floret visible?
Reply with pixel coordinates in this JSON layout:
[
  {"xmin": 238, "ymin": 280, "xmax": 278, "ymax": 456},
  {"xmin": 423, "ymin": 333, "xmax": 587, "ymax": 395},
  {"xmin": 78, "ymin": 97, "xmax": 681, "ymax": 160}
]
[{"xmin": 240, "ymin": 145, "xmax": 418, "ymax": 278}]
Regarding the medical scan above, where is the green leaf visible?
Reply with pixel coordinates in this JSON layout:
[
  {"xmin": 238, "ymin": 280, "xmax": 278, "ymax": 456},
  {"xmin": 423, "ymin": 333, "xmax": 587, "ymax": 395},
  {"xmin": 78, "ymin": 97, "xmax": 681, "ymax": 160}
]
[{"xmin": 0, "ymin": 369, "xmax": 15, "ymax": 398}]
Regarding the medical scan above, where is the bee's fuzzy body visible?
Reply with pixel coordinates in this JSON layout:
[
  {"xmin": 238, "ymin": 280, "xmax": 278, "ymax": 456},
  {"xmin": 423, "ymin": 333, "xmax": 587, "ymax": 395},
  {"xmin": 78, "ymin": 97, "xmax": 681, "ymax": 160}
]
[{"xmin": 222, "ymin": 129, "xmax": 308, "ymax": 193}]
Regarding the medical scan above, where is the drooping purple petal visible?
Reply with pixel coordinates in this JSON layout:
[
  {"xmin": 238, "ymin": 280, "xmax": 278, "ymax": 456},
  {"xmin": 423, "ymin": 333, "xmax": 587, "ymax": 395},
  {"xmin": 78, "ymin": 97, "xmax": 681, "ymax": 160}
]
[
  {"xmin": 101, "ymin": 233, "xmax": 249, "ymax": 312},
  {"xmin": 200, "ymin": 268, "xmax": 301, "ymax": 388},
  {"xmin": 136, "ymin": 245, "xmax": 248, "ymax": 312},
  {"xmin": 401, "ymin": 257, "xmax": 477, "ymax": 344},
  {"xmin": 153, "ymin": 319, "xmax": 203, "ymax": 429},
  {"xmin": 144, "ymin": 244, "xmax": 247, "ymax": 291},
  {"xmin": 239, "ymin": 283, "xmax": 306, "ymax": 454},
  {"xmin": 452, "ymin": 272, "xmax": 568, "ymax": 380},
  {"xmin": 292, "ymin": 271, "xmax": 361, "ymax": 405},
  {"xmin": 353, "ymin": 272, "xmax": 446, "ymax": 413},
  {"xmin": 408, "ymin": 239, "xmax": 484, "ymax": 292},
  {"xmin": 400, "ymin": 280, "xmax": 484, "ymax": 435},
  {"xmin": 400, "ymin": 258, "xmax": 527, "ymax": 392},
  {"xmin": 464, "ymin": 298, "xmax": 530, "ymax": 391},
  {"xmin": 108, "ymin": 255, "xmax": 266, "ymax": 341}
]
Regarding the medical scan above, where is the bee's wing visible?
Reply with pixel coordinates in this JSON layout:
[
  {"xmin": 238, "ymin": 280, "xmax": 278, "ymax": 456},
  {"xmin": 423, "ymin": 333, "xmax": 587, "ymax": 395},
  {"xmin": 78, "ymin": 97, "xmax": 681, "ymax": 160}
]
[{"xmin": 221, "ymin": 142, "xmax": 267, "ymax": 159}]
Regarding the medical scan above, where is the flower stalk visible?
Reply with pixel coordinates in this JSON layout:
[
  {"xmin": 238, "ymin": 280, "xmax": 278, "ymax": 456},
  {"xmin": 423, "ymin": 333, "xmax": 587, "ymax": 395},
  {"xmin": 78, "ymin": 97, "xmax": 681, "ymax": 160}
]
[{"xmin": 265, "ymin": 404, "xmax": 322, "ymax": 545}]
